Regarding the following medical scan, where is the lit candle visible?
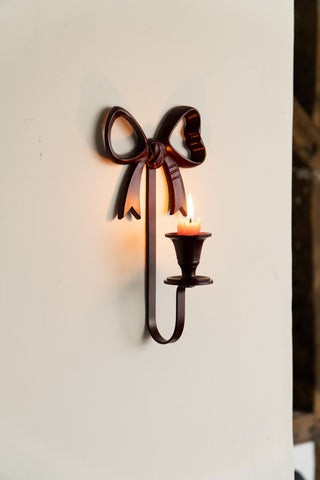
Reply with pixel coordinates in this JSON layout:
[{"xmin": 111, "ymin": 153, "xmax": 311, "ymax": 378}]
[{"xmin": 177, "ymin": 194, "xmax": 201, "ymax": 235}]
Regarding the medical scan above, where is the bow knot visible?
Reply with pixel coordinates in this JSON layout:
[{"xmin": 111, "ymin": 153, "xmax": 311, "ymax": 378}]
[
  {"xmin": 102, "ymin": 105, "xmax": 206, "ymax": 219},
  {"xmin": 146, "ymin": 139, "xmax": 165, "ymax": 169}
]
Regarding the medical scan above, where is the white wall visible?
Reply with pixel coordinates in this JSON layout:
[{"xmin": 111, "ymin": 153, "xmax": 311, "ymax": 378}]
[
  {"xmin": 294, "ymin": 442, "xmax": 315, "ymax": 480},
  {"xmin": 0, "ymin": 0, "xmax": 293, "ymax": 479}
]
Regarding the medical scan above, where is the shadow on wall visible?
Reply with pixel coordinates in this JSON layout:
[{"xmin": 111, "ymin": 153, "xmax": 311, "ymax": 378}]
[{"xmin": 114, "ymin": 272, "xmax": 148, "ymax": 345}]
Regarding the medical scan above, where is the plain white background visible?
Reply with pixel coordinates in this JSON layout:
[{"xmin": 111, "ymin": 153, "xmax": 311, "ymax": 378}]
[
  {"xmin": 0, "ymin": 0, "xmax": 293, "ymax": 478},
  {"xmin": 294, "ymin": 442, "xmax": 315, "ymax": 480}
]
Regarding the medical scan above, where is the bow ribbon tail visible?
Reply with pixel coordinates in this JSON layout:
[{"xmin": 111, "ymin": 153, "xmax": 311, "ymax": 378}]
[
  {"xmin": 118, "ymin": 161, "xmax": 145, "ymax": 219},
  {"xmin": 163, "ymin": 158, "xmax": 187, "ymax": 216}
]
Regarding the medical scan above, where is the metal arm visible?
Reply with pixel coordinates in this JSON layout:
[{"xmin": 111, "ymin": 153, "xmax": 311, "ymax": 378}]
[{"xmin": 146, "ymin": 168, "xmax": 186, "ymax": 344}]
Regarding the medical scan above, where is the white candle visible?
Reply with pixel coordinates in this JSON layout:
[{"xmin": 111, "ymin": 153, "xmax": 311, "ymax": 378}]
[{"xmin": 177, "ymin": 194, "xmax": 201, "ymax": 235}]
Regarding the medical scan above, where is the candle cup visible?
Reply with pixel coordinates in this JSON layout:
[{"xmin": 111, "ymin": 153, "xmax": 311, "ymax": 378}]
[{"xmin": 164, "ymin": 233, "xmax": 213, "ymax": 287}]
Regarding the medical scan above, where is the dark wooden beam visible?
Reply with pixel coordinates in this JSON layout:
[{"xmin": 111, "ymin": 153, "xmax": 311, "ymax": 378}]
[
  {"xmin": 293, "ymin": 410, "xmax": 316, "ymax": 444},
  {"xmin": 293, "ymin": 97, "xmax": 320, "ymax": 172}
]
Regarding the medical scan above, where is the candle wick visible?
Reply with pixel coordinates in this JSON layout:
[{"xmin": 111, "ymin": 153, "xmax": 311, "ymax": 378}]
[{"xmin": 189, "ymin": 218, "xmax": 192, "ymax": 223}]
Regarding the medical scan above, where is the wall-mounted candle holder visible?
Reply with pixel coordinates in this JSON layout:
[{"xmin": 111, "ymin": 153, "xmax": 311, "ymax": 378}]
[{"xmin": 102, "ymin": 105, "xmax": 212, "ymax": 344}]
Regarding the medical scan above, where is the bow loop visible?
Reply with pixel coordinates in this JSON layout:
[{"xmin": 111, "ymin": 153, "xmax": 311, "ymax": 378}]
[
  {"xmin": 155, "ymin": 105, "xmax": 206, "ymax": 168},
  {"xmin": 102, "ymin": 106, "xmax": 206, "ymax": 219},
  {"xmin": 102, "ymin": 106, "xmax": 148, "ymax": 165}
]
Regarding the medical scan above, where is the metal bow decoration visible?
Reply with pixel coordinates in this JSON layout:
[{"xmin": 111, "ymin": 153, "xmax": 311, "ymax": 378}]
[
  {"xmin": 102, "ymin": 105, "xmax": 206, "ymax": 219},
  {"xmin": 102, "ymin": 105, "xmax": 210, "ymax": 345}
]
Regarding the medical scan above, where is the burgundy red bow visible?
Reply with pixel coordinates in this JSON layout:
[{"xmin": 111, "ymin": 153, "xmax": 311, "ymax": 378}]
[{"xmin": 102, "ymin": 105, "xmax": 206, "ymax": 219}]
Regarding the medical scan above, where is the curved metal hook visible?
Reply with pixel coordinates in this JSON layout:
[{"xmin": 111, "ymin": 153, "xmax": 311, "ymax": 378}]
[
  {"xmin": 146, "ymin": 167, "xmax": 187, "ymax": 344},
  {"xmin": 147, "ymin": 286, "xmax": 186, "ymax": 344}
]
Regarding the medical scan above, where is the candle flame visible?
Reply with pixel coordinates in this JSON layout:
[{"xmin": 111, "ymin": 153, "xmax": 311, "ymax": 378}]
[{"xmin": 187, "ymin": 194, "xmax": 194, "ymax": 221}]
